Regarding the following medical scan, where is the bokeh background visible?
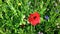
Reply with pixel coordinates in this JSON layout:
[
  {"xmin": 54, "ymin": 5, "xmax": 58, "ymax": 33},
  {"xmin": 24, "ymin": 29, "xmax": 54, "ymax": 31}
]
[{"xmin": 0, "ymin": 0, "xmax": 60, "ymax": 34}]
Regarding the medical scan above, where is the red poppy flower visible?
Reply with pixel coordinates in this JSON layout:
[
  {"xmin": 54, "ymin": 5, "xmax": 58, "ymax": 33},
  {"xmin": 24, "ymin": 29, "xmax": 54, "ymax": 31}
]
[{"xmin": 28, "ymin": 12, "xmax": 40, "ymax": 26}]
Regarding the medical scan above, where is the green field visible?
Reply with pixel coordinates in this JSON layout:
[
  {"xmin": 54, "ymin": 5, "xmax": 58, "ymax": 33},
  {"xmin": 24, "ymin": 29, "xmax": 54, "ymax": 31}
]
[{"xmin": 0, "ymin": 0, "xmax": 60, "ymax": 34}]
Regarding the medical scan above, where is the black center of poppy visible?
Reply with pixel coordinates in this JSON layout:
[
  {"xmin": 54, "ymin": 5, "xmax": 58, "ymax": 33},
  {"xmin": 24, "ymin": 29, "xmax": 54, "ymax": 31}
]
[{"xmin": 33, "ymin": 16, "xmax": 36, "ymax": 19}]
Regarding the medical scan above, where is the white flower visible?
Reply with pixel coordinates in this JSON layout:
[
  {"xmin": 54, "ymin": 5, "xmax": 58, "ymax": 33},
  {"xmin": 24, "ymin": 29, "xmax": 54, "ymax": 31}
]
[
  {"xmin": 56, "ymin": 23, "xmax": 59, "ymax": 25},
  {"xmin": 59, "ymin": 0, "xmax": 60, "ymax": 2},
  {"xmin": 54, "ymin": 3, "xmax": 57, "ymax": 6},
  {"xmin": 38, "ymin": 31, "xmax": 43, "ymax": 34},
  {"xmin": 23, "ymin": 15, "xmax": 25, "ymax": 19},
  {"xmin": 57, "ymin": 26, "xmax": 60, "ymax": 28}
]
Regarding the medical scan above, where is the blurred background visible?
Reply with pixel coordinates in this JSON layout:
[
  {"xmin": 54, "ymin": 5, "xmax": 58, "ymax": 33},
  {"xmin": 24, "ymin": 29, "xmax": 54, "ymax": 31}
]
[{"xmin": 0, "ymin": 0, "xmax": 60, "ymax": 34}]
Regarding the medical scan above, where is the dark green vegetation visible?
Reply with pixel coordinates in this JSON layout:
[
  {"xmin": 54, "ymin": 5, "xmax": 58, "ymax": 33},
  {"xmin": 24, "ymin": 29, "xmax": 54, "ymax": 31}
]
[{"xmin": 0, "ymin": 0, "xmax": 60, "ymax": 34}]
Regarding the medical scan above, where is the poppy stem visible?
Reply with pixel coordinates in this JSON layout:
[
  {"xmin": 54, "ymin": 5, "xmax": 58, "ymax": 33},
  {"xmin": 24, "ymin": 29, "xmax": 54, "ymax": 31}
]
[
  {"xmin": 34, "ymin": 26, "xmax": 35, "ymax": 32},
  {"xmin": 31, "ymin": 25, "xmax": 32, "ymax": 34}
]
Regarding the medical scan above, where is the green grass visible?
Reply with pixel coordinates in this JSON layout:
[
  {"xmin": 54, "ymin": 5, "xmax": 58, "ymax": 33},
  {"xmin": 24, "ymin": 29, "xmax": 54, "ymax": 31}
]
[{"xmin": 0, "ymin": 0, "xmax": 60, "ymax": 34}]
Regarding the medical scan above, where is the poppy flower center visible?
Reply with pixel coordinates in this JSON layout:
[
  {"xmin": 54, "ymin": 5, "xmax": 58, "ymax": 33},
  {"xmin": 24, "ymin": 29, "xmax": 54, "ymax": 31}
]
[{"xmin": 33, "ymin": 16, "xmax": 36, "ymax": 19}]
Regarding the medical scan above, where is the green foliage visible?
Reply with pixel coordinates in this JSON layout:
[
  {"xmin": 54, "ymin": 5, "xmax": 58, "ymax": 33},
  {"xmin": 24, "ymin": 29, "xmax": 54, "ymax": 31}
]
[{"xmin": 0, "ymin": 0, "xmax": 60, "ymax": 34}]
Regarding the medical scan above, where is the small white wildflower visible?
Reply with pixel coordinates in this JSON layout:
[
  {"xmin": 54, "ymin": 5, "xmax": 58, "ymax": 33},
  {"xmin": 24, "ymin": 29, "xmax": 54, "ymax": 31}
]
[
  {"xmin": 47, "ymin": 9, "xmax": 49, "ymax": 11},
  {"xmin": 38, "ymin": 31, "xmax": 43, "ymax": 34},
  {"xmin": 59, "ymin": 0, "xmax": 60, "ymax": 2},
  {"xmin": 23, "ymin": 15, "xmax": 25, "ymax": 19},
  {"xmin": 56, "ymin": 23, "xmax": 59, "ymax": 25},
  {"xmin": 55, "ymin": 3, "xmax": 57, "ymax": 6},
  {"xmin": 57, "ymin": 26, "xmax": 60, "ymax": 28},
  {"xmin": 27, "ymin": 21, "xmax": 30, "ymax": 24}
]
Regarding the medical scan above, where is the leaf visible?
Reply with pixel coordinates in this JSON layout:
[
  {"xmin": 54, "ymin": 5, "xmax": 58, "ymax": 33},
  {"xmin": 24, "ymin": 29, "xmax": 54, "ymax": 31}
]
[{"xmin": 40, "ymin": 7, "xmax": 46, "ymax": 14}]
